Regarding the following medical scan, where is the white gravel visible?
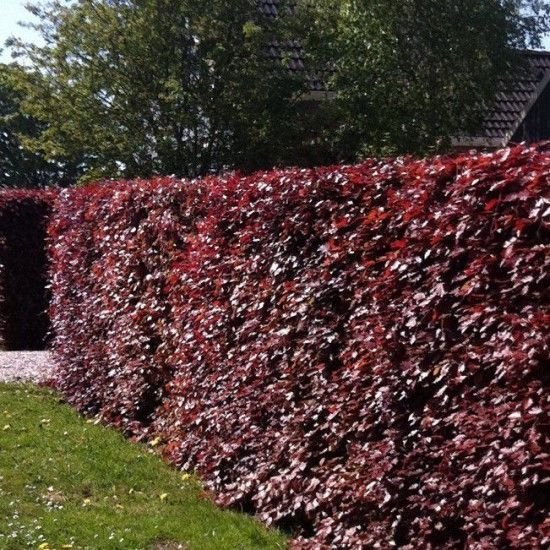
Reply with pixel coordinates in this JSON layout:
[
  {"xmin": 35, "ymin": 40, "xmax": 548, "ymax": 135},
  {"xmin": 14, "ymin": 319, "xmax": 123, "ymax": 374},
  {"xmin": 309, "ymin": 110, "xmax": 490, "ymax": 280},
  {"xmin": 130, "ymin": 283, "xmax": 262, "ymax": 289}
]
[{"xmin": 0, "ymin": 351, "xmax": 55, "ymax": 383}]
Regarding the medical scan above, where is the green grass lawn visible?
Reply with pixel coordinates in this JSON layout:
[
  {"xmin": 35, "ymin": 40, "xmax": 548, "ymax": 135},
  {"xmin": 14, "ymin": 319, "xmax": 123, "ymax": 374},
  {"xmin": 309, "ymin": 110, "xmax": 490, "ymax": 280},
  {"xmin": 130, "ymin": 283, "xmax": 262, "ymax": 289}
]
[{"xmin": 0, "ymin": 384, "xmax": 287, "ymax": 550}]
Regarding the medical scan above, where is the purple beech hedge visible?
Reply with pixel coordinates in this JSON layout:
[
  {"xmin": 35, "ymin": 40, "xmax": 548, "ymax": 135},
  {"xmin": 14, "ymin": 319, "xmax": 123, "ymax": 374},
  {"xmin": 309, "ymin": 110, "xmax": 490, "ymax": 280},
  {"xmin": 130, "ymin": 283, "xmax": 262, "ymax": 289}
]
[
  {"xmin": 0, "ymin": 189, "xmax": 55, "ymax": 350},
  {"xmin": 48, "ymin": 144, "xmax": 549, "ymax": 548}
]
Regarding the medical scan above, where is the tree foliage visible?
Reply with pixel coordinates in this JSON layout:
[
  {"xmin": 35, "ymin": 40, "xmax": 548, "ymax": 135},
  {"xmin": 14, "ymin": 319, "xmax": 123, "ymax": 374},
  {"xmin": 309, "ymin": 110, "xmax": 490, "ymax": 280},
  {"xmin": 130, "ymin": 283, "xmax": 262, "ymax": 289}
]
[
  {"xmin": 9, "ymin": 0, "xmax": 316, "ymax": 181},
  {"xmin": 5, "ymin": 0, "xmax": 550, "ymax": 179},
  {"xmin": 299, "ymin": 0, "xmax": 550, "ymax": 157},
  {"xmin": 0, "ymin": 63, "xmax": 74, "ymax": 187}
]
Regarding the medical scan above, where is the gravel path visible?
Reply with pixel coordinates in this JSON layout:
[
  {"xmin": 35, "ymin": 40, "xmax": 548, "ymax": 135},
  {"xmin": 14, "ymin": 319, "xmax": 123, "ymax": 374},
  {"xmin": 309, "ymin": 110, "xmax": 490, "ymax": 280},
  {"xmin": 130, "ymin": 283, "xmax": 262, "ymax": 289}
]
[{"xmin": 0, "ymin": 351, "xmax": 56, "ymax": 383}]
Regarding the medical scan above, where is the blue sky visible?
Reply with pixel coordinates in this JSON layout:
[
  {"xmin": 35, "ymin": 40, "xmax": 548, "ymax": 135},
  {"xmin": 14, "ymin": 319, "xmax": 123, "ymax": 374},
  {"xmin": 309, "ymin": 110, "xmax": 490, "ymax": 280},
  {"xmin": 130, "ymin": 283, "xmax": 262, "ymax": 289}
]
[
  {"xmin": 0, "ymin": 0, "xmax": 44, "ymax": 63},
  {"xmin": 1, "ymin": 0, "xmax": 550, "ymax": 64}
]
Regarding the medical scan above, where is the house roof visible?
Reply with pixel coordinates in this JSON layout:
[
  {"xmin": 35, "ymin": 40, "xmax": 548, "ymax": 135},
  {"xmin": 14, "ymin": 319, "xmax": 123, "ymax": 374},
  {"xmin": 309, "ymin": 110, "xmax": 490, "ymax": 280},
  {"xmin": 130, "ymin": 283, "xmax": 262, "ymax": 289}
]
[
  {"xmin": 260, "ymin": 1, "xmax": 326, "ymax": 92},
  {"xmin": 456, "ymin": 50, "xmax": 550, "ymax": 147},
  {"xmin": 259, "ymin": 0, "xmax": 281, "ymax": 18}
]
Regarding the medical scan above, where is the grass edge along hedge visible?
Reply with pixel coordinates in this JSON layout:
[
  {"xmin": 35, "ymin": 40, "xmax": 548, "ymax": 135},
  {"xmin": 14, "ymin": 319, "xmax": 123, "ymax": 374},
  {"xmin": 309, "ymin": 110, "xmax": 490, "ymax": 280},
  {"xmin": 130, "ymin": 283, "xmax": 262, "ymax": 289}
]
[
  {"xmin": 48, "ymin": 144, "xmax": 550, "ymax": 548},
  {"xmin": 0, "ymin": 189, "xmax": 55, "ymax": 350},
  {"xmin": 0, "ymin": 383, "xmax": 287, "ymax": 549}
]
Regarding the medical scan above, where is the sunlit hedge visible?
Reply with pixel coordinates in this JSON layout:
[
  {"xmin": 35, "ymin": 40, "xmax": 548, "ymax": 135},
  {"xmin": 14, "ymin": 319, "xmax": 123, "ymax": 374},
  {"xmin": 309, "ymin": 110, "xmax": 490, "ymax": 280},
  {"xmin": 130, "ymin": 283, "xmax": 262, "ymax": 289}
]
[{"xmin": 49, "ymin": 144, "xmax": 550, "ymax": 548}]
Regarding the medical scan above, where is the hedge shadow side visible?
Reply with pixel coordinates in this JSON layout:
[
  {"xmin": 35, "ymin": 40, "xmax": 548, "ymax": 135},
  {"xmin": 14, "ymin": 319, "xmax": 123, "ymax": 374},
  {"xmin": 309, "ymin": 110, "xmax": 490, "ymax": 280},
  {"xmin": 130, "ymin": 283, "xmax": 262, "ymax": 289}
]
[
  {"xmin": 0, "ymin": 190, "xmax": 55, "ymax": 350},
  {"xmin": 49, "ymin": 144, "xmax": 550, "ymax": 548}
]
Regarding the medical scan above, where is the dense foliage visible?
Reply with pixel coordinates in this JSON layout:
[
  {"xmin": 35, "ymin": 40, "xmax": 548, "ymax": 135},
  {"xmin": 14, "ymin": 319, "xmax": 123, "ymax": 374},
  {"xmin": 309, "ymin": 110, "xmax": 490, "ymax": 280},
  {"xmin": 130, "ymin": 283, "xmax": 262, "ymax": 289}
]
[
  {"xmin": 6, "ymin": 1, "xmax": 550, "ymax": 180},
  {"xmin": 0, "ymin": 64, "xmax": 74, "ymax": 187},
  {"xmin": 299, "ymin": 0, "xmax": 550, "ymax": 157},
  {"xmin": 49, "ymin": 144, "xmax": 550, "ymax": 547},
  {"xmin": 8, "ymin": 0, "xmax": 319, "ymax": 182},
  {"xmin": 0, "ymin": 190, "xmax": 54, "ymax": 349}
]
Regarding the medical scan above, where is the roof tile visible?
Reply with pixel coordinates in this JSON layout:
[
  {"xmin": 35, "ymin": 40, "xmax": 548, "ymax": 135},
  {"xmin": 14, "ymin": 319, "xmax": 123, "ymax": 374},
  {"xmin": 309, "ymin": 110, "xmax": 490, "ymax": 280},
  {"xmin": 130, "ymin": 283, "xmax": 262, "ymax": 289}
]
[{"xmin": 474, "ymin": 51, "xmax": 550, "ymax": 140}]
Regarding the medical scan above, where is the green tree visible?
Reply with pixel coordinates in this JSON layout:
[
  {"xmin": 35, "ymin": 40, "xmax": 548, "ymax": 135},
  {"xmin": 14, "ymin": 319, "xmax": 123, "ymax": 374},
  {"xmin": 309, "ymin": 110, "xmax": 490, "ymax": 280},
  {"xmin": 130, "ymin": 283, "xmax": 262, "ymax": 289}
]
[
  {"xmin": 8, "ymin": 0, "xmax": 314, "ymax": 182},
  {"xmin": 0, "ymin": 62, "xmax": 74, "ymax": 187},
  {"xmin": 299, "ymin": 0, "xmax": 550, "ymax": 157}
]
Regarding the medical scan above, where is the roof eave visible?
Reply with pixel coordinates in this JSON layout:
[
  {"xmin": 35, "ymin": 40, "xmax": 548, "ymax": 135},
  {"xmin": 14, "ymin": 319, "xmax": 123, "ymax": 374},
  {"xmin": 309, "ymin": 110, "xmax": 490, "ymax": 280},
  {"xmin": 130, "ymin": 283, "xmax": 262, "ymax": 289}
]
[{"xmin": 450, "ymin": 136, "xmax": 506, "ymax": 149}]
